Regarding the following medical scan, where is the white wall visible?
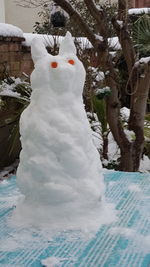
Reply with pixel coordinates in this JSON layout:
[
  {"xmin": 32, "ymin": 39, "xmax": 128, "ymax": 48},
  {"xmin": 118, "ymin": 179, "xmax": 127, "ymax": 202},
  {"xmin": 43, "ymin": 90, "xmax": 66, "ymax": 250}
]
[
  {"xmin": 0, "ymin": 0, "xmax": 5, "ymax": 22},
  {"xmin": 5, "ymin": 0, "xmax": 41, "ymax": 32},
  {"xmin": 3, "ymin": 0, "xmax": 118, "ymax": 33}
]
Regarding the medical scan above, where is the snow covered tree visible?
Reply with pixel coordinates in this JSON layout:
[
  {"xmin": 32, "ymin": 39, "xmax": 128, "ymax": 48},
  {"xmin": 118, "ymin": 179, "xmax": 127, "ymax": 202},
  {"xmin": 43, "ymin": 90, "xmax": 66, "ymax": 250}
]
[{"xmin": 15, "ymin": 0, "xmax": 150, "ymax": 172}]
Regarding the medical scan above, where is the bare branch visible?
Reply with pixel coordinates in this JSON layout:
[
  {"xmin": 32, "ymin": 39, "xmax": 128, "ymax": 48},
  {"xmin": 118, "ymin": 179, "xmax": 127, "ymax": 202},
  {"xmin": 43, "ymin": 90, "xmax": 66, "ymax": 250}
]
[
  {"xmin": 84, "ymin": 0, "xmax": 107, "ymax": 37},
  {"xmin": 112, "ymin": 0, "xmax": 136, "ymax": 75},
  {"xmin": 118, "ymin": 0, "xmax": 128, "ymax": 22},
  {"xmin": 84, "ymin": 0, "xmax": 102, "ymax": 24},
  {"xmin": 128, "ymin": 61, "xmax": 150, "ymax": 170}
]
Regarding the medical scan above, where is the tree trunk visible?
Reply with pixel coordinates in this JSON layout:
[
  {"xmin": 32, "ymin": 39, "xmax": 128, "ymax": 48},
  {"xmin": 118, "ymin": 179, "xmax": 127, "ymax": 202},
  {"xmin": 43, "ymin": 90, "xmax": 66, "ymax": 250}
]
[
  {"xmin": 102, "ymin": 133, "xmax": 108, "ymax": 160},
  {"xmin": 129, "ymin": 60, "xmax": 150, "ymax": 171},
  {"xmin": 52, "ymin": 0, "xmax": 150, "ymax": 172}
]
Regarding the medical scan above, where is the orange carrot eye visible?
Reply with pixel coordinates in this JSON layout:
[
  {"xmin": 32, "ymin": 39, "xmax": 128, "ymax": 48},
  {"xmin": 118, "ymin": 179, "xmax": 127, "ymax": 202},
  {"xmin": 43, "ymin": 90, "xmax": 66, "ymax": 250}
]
[
  {"xmin": 68, "ymin": 59, "xmax": 75, "ymax": 65},
  {"xmin": 51, "ymin": 61, "xmax": 58, "ymax": 68}
]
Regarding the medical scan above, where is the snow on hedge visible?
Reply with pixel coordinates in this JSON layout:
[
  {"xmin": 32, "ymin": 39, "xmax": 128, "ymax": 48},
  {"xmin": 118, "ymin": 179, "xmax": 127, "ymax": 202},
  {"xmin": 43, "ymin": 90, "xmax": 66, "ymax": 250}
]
[
  {"xmin": 23, "ymin": 33, "xmax": 121, "ymax": 51},
  {"xmin": 0, "ymin": 7, "xmax": 149, "ymax": 39},
  {"xmin": 0, "ymin": 23, "xmax": 23, "ymax": 37},
  {"xmin": 23, "ymin": 33, "xmax": 64, "ymax": 48},
  {"xmin": 23, "ymin": 33, "xmax": 93, "ymax": 49},
  {"xmin": 0, "ymin": 23, "xmax": 120, "ymax": 50},
  {"xmin": 129, "ymin": 8, "xmax": 150, "ymax": 15}
]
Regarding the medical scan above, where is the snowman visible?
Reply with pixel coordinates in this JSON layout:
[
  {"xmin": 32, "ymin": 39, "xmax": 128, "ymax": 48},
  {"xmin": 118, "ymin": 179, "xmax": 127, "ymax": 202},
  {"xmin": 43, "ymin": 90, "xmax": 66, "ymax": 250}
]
[{"xmin": 16, "ymin": 32, "xmax": 104, "ymax": 228}]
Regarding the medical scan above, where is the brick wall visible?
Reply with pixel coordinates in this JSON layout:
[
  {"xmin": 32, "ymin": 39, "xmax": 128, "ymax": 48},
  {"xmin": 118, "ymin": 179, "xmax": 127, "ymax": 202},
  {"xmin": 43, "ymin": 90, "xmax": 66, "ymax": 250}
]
[
  {"xmin": 130, "ymin": 0, "xmax": 150, "ymax": 8},
  {"xmin": 0, "ymin": 36, "xmax": 33, "ymax": 80}
]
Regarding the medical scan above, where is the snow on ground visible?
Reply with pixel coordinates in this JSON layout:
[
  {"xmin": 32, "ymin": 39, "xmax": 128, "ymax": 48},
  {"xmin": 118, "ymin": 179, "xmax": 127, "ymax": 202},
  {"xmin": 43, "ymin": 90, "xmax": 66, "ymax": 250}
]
[
  {"xmin": 0, "ymin": 23, "xmax": 23, "ymax": 37},
  {"xmin": 139, "ymin": 155, "xmax": 150, "ymax": 173},
  {"xmin": 128, "ymin": 184, "xmax": 142, "ymax": 192},
  {"xmin": 109, "ymin": 227, "xmax": 150, "ymax": 254},
  {"xmin": 41, "ymin": 257, "xmax": 60, "ymax": 267},
  {"xmin": 0, "ymin": 161, "xmax": 18, "ymax": 181},
  {"xmin": 41, "ymin": 257, "xmax": 66, "ymax": 267}
]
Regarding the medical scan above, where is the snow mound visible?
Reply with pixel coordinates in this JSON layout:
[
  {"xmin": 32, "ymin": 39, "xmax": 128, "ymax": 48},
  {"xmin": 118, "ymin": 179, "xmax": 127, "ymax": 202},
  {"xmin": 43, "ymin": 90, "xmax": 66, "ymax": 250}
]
[
  {"xmin": 41, "ymin": 256, "xmax": 61, "ymax": 267},
  {"xmin": 16, "ymin": 32, "xmax": 106, "ymax": 233},
  {"xmin": 139, "ymin": 155, "xmax": 150, "ymax": 173},
  {"xmin": 0, "ymin": 23, "xmax": 23, "ymax": 37}
]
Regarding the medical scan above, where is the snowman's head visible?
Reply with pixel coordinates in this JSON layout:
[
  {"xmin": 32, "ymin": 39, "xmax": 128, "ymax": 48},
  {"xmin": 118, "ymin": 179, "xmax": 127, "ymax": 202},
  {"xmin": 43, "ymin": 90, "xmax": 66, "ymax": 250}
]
[{"xmin": 30, "ymin": 32, "xmax": 86, "ymax": 96}]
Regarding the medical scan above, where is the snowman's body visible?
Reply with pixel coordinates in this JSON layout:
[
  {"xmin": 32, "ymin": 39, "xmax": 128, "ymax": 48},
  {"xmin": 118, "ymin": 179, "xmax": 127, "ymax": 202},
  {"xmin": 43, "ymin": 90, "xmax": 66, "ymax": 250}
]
[{"xmin": 17, "ymin": 33, "xmax": 104, "ymax": 227}]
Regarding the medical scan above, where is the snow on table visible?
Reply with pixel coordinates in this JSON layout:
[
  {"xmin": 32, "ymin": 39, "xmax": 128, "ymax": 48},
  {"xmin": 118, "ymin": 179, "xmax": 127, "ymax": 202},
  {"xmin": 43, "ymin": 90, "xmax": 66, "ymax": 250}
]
[{"xmin": 0, "ymin": 171, "xmax": 150, "ymax": 267}]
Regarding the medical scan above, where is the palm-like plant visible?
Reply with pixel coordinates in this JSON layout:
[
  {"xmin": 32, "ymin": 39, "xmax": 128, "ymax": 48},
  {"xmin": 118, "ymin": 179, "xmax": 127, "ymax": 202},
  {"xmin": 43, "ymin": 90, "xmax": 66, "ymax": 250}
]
[
  {"xmin": 132, "ymin": 14, "xmax": 150, "ymax": 56},
  {"xmin": 0, "ymin": 78, "xmax": 31, "ymax": 169}
]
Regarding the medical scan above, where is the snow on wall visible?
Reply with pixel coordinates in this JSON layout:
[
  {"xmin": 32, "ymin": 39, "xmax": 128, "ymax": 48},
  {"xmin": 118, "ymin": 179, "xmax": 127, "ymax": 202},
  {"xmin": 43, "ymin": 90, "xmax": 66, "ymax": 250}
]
[
  {"xmin": 129, "ymin": 8, "xmax": 150, "ymax": 15},
  {"xmin": 0, "ymin": 23, "xmax": 23, "ymax": 37}
]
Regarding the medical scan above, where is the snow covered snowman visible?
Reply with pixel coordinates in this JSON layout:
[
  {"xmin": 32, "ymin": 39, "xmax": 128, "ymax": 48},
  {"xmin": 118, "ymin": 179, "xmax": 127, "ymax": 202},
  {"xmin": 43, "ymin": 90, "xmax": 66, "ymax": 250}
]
[{"xmin": 17, "ymin": 32, "xmax": 104, "ymax": 228}]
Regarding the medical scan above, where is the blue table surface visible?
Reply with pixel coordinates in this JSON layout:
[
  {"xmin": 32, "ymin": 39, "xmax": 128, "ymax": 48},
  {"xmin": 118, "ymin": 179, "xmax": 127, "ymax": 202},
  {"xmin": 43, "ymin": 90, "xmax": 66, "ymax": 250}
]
[{"xmin": 0, "ymin": 171, "xmax": 150, "ymax": 267}]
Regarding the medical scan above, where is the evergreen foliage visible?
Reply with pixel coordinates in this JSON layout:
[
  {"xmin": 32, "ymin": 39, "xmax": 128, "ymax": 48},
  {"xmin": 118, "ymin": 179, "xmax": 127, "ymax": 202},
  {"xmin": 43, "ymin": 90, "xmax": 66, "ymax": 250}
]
[{"xmin": 132, "ymin": 14, "xmax": 150, "ymax": 56}]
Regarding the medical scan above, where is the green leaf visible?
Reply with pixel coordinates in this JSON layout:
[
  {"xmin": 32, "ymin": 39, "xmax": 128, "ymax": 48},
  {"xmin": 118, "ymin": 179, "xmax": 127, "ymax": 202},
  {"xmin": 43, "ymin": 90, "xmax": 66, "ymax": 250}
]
[
  {"xmin": 92, "ymin": 95, "xmax": 107, "ymax": 134},
  {"xmin": 133, "ymin": 14, "xmax": 150, "ymax": 55}
]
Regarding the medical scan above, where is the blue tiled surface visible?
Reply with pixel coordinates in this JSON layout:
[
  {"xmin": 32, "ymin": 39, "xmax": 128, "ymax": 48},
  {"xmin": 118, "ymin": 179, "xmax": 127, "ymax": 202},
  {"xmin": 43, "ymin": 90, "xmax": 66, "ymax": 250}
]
[{"xmin": 0, "ymin": 171, "xmax": 150, "ymax": 267}]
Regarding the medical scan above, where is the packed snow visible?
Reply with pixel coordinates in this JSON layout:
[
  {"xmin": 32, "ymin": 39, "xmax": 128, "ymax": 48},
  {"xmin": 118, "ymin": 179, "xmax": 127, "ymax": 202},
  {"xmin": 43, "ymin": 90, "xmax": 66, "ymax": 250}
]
[
  {"xmin": 41, "ymin": 256, "xmax": 65, "ymax": 267},
  {"xmin": 128, "ymin": 184, "xmax": 142, "ymax": 192},
  {"xmin": 0, "ymin": 23, "xmax": 23, "ymax": 37},
  {"xmin": 140, "ymin": 155, "xmax": 150, "ymax": 173},
  {"xmin": 15, "ymin": 32, "xmax": 111, "ymax": 233},
  {"xmin": 109, "ymin": 227, "xmax": 150, "ymax": 254}
]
